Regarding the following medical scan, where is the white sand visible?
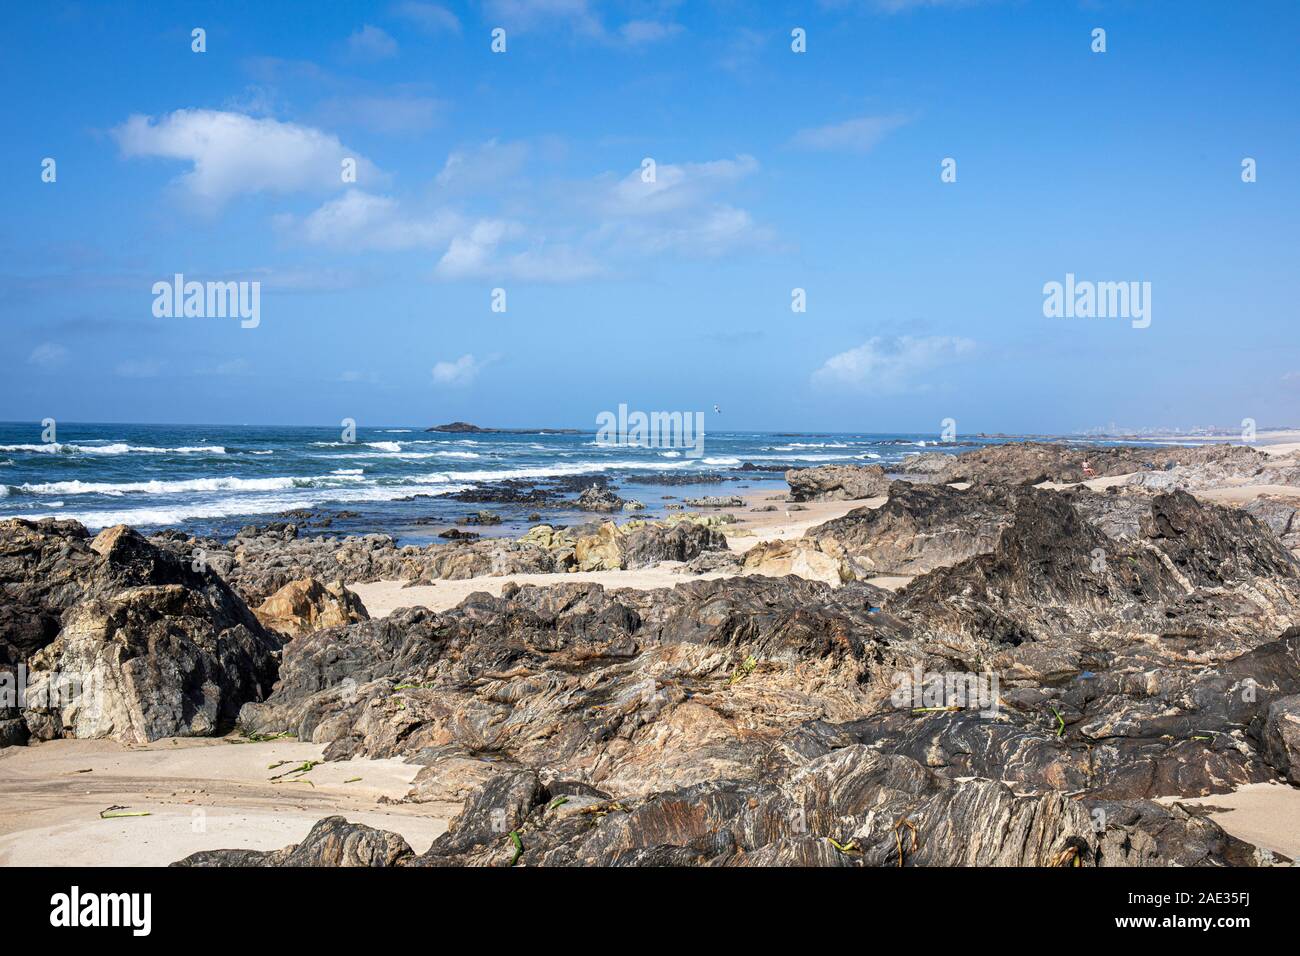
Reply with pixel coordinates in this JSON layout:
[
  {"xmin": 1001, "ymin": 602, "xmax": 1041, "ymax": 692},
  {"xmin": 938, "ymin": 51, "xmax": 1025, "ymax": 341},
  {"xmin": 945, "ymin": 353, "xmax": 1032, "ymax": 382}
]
[
  {"xmin": 0, "ymin": 737, "xmax": 451, "ymax": 866},
  {"xmin": 1162, "ymin": 782, "xmax": 1300, "ymax": 860}
]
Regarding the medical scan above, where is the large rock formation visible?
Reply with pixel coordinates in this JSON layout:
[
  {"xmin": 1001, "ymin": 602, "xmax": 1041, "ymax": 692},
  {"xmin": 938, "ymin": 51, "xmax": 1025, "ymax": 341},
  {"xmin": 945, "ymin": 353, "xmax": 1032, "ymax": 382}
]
[
  {"xmin": 896, "ymin": 440, "xmax": 1267, "ymax": 486},
  {"xmin": 194, "ymin": 477, "xmax": 1300, "ymax": 866},
  {"xmin": 786, "ymin": 464, "xmax": 890, "ymax": 502},
  {"xmin": 806, "ymin": 482, "xmax": 1016, "ymax": 575},
  {"xmin": 1, "ymin": 520, "xmax": 281, "ymax": 745},
  {"xmin": 148, "ymin": 516, "xmax": 732, "ymax": 604}
]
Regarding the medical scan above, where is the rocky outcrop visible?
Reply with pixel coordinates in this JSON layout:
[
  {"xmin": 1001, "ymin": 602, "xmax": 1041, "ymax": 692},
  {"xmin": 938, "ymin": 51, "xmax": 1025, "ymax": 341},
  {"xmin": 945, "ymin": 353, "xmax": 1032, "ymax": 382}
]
[
  {"xmin": 890, "ymin": 489, "xmax": 1300, "ymax": 646},
  {"xmin": 786, "ymin": 464, "xmax": 890, "ymax": 502},
  {"xmin": 253, "ymin": 578, "xmax": 369, "ymax": 638},
  {"xmin": 1246, "ymin": 496, "xmax": 1300, "ymax": 553},
  {"xmin": 171, "ymin": 470, "xmax": 1300, "ymax": 867},
  {"xmin": 897, "ymin": 441, "xmax": 1268, "ymax": 486},
  {"xmin": 1259, "ymin": 694, "xmax": 1300, "ymax": 784},
  {"xmin": 178, "ymin": 745, "xmax": 1264, "ymax": 868},
  {"xmin": 806, "ymin": 482, "xmax": 1015, "ymax": 575},
  {"xmin": 741, "ymin": 538, "xmax": 854, "ymax": 587},
  {"xmin": 147, "ymin": 516, "xmax": 731, "ymax": 604},
  {"xmin": 575, "ymin": 484, "xmax": 625, "ymax": 513},
  {"xmin": 2, "ymin": 521, "xmax": 282, "ymax": 745},
  {"xmin": 173, "ymin": 815, "xmax": 413, "ymax": 867}
]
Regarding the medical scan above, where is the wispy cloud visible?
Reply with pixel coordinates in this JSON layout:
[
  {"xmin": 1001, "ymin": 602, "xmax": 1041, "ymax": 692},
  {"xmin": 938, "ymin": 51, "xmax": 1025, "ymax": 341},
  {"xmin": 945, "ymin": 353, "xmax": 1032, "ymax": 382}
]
[
  {"xmin": 619, "ymin": 20, "xmax": 683, "ymax": 45},
  {"xmin": 27, "ymin": 342, "xmax": 69, "ymax": 370},
  {"xmin": 391, "ymin": 1, "xmax": 461, "ymax": 34},
  {"xmin": 347, "ymin": 24, "xmax": 399, "ymax": 60},
  {"xmin": 432, "ymin": 353, "xmax": 492, "ymax": 386},
  {"xmin": 482, "ymin": 0, "xmax": 603, "ymax": 36},
  {"xmin": 284, "ymin": 190, "xmax": 464, "ymax": 250},
  {"xmin": 812, "ymin": 335, "xmax": 975, "ymax": 392},
  {"xmin": 431, "ymin": 151, "xmax": 773, "ymax": 278},
  {"xmin": 791, "ymin": 115, "xmax": 908, "ymax": 154},
  {"xmin": 436, "ymin": 139, "xmax": 533, "ymax": 194}
]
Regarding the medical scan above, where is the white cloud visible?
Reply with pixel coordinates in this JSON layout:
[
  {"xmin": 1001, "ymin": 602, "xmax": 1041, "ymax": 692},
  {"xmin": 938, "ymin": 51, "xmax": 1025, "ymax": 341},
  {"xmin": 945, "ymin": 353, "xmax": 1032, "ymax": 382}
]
[
  {"xmin": 429, "ymin": 152, "xmax": 771, "ymax": 278},
  {"xmin": 391, "ymin": 2, "xmax": 461, "ymax": 33},
  {"xmin": 113, "ymin": 110, "xmax": 378, "ymax": 207},
  {"xmin": 27, "ymin": 342, "xmax": 68, "ymax": 369},
  {"xmin": 288, "ymin": 190, "xmax": 463, "ymax": 250},
  {"xmin": 347, "ymin": 24, "xmax": 399, "ymax": 59},
  {"xmin": 791, "ymin": 115, "xmax": 908, "ymax": 153},
  {"xmin": 812, "ymin": 335, "xmax": 975, "ymax": 392},
  {"xmin": 435, "ymin": 220, "xmax": 521, "ymax": 277},
  {"xmin": 598, "ymin": 155, "xmax": 759, "ymax": 218},
  {"xmin": 588, "ymin": 155, "xmax": 773, "ymax": 257},
  {"xmin": 436, "ymin": 139, "xmax": 532, "ymax": 194},
  {"xmin": 432, "ymin": 353, "xmax": 490, "ymax": 387}
]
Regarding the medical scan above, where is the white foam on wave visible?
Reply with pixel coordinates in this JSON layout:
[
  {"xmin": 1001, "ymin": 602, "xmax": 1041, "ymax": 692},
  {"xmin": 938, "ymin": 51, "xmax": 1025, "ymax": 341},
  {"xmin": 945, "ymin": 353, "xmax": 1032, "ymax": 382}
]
[
  {"xmin": 15, "ymin": 473, "xmax": 367, "ymax": 497},
  {"xmin": 0, "ymin": 443, "xmax": 225, "ymax": 456},
  {"xmin": 413, "ymin": 458, "xmax": 701, "ymax": 484},
  {"xmin": 320, "ymin": 449, "xmax": 482, "ymax": 460},
  {"xmin": 8, "ymin": 483, "xmax": 469, "ymax": 530},
  {"xmin": 766, "ymin": 443, "xmax": 852, "ymax": 450},
  {"xmin": 742, "ymin": 453, "xmax": 851, "ymax": 462}
]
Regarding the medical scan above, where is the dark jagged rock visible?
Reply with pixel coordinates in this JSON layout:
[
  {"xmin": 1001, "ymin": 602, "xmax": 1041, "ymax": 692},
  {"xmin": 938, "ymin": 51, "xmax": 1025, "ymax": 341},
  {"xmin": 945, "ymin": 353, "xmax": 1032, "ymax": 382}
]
[
  {"xmin": 173, "ymin": 815, "xmax": 413, "ymax": 867},
  {"xmin": 682, "ymin": 495, "xmax": 744, "ymax": 508},
  {"xmin": 786, "ymin": 464, "xmax": 890, "ymax": 502},
  {"xmin": 621, "ymin": 521, "xmax": 727, "ymax": 568},
  {"xmin": 807, "ymin": 482, "xmax": 1015, "ymax": 575},
  {"xmin": 889, "ymin": 489, "xmax": 1300, "ymax": 646},
  {"xmin": 1259, "ymin": 694, "xmax": 1300, "ymax": 784},
  {"xmin": 446, "ymin": 480, "xmax": 562, "ymax": 505},
  {"xmin": 1, "ymin": 521, "xmax": 281, "ymax": 744},
  {"xmin": 185, "ymin": 745, "xmax": 1270, "ymax": 868},
  {"xmin": 897, "ymin": 440, "xmax": 1268, "ymax": 486},
  {"xmin": 574, "ymin": 484, "xmax": 625, "ymax": 513}
]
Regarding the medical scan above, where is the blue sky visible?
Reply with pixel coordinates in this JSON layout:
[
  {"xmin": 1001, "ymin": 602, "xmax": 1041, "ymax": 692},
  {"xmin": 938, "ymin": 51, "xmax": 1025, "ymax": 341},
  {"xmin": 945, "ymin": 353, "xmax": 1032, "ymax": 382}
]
[{"xmin": 3, "ymin": 0, "xmax": 1298, "ymax": 433}]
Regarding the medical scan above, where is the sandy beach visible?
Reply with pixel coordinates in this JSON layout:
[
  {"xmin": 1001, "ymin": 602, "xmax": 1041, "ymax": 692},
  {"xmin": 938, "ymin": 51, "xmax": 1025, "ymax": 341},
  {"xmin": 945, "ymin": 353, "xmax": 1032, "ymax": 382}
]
[{"xmin": 0, "ymin": 737, "xmax": 452, "ymax": 866}]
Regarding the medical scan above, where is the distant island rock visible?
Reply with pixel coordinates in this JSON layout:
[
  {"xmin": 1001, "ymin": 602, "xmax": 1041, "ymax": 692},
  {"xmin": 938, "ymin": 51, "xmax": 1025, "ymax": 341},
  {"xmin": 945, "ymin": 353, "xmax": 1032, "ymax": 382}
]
[{"xmin": 425, "ymin": 421, "xmax": 582, "ymax": 435}]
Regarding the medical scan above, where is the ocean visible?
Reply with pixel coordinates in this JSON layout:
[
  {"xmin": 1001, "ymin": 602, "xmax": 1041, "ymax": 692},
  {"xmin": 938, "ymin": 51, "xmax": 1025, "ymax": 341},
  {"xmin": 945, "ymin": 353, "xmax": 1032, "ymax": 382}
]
[{"xmin": 0, "ymin": 422, "xmax": 1084, "ymax": 543}]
